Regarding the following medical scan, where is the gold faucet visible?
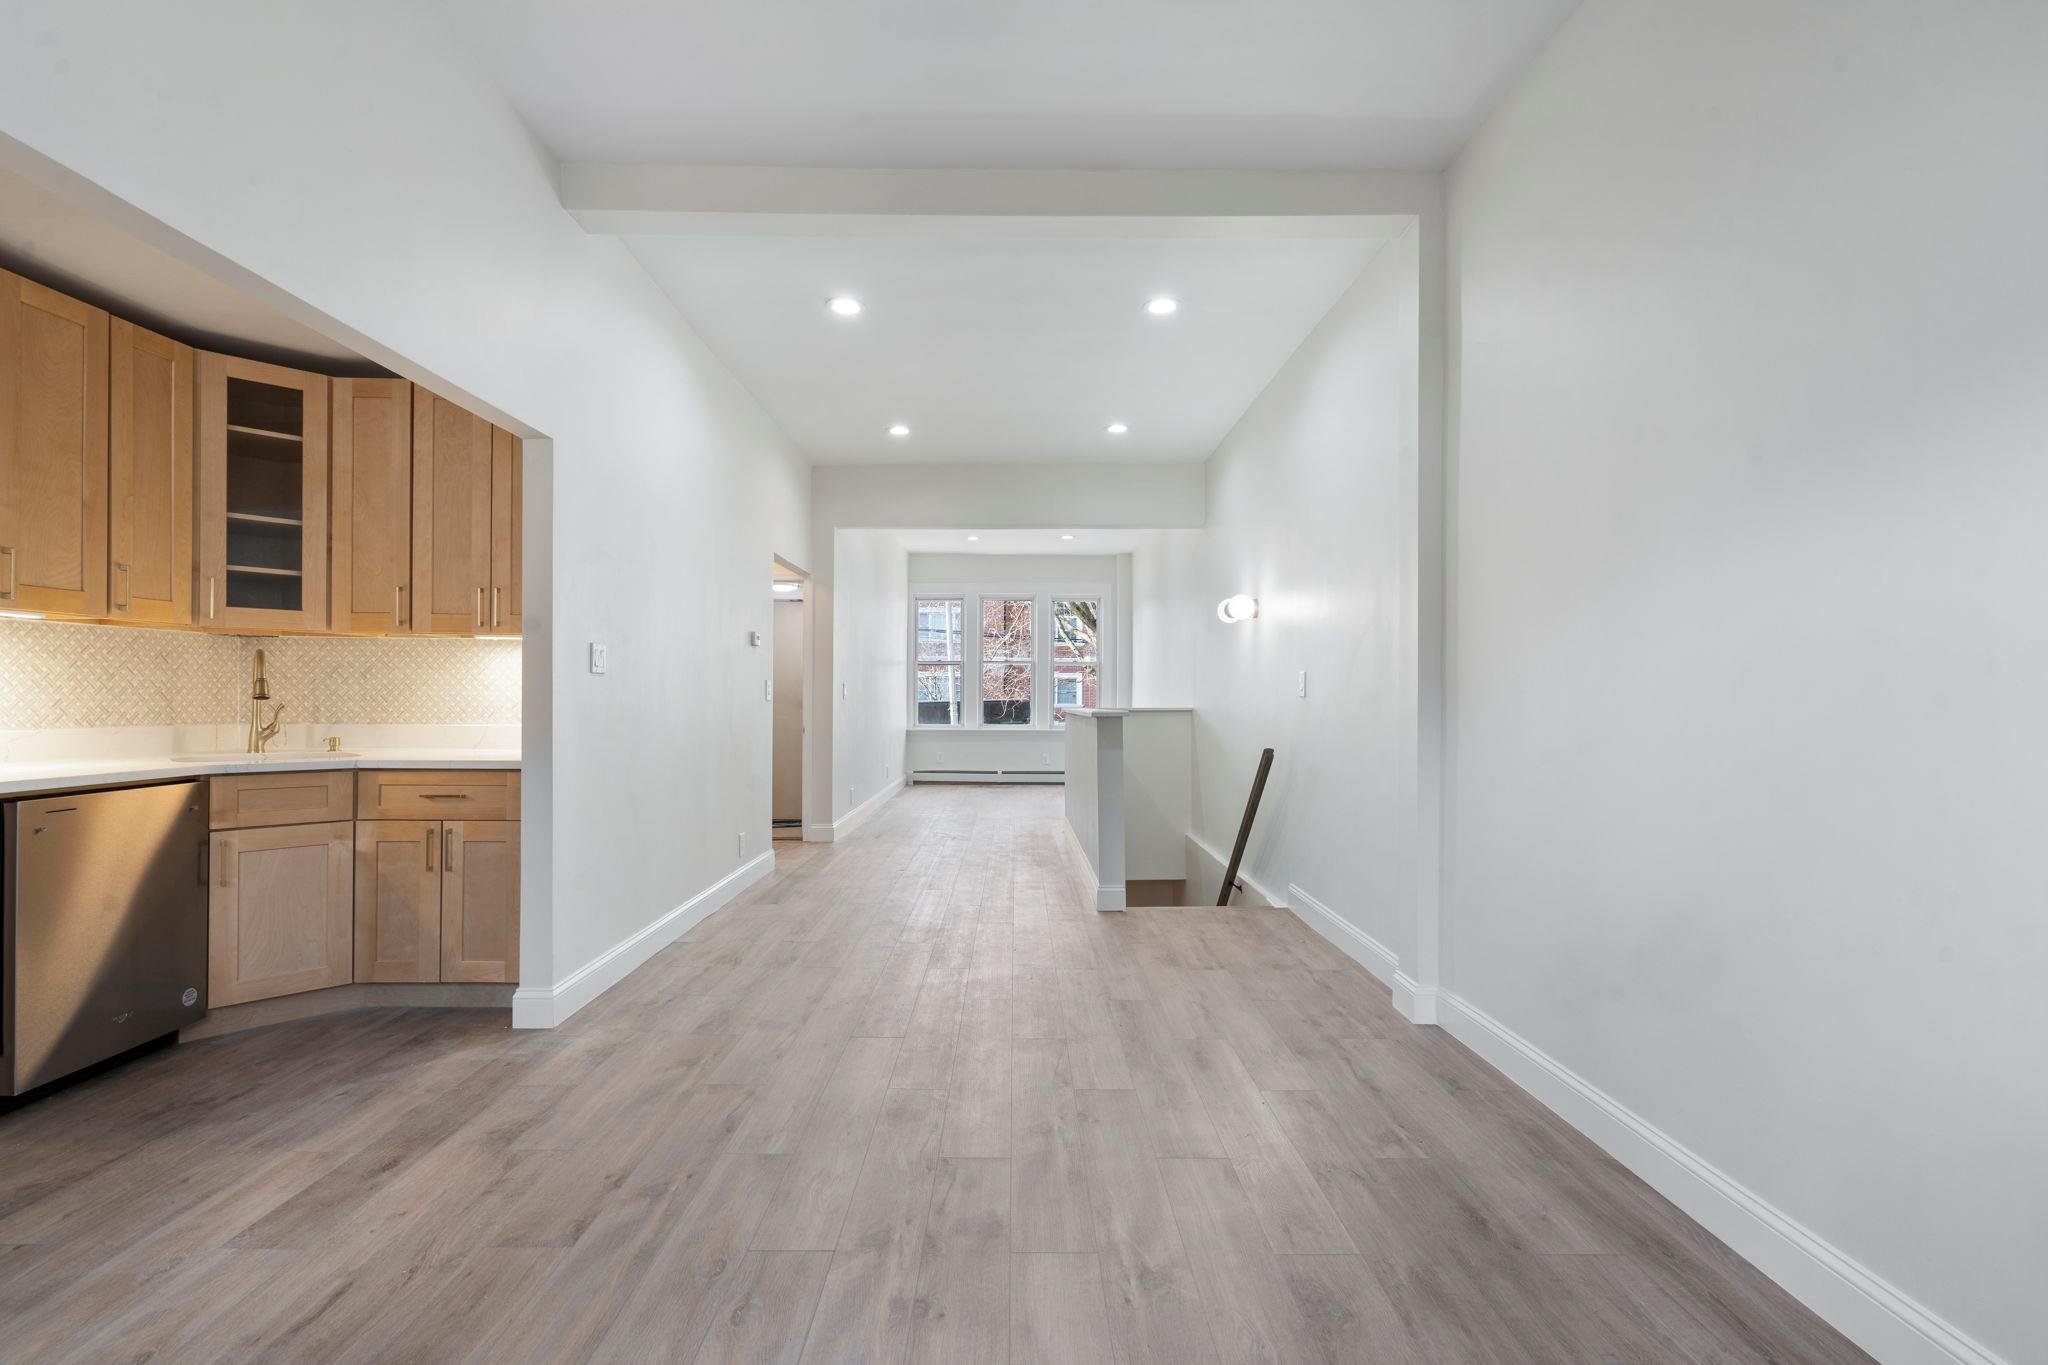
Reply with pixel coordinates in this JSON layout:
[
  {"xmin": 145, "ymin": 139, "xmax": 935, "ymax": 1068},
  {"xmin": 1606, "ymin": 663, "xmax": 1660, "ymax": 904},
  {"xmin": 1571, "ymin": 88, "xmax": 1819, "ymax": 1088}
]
[{"xmin": 247, "ymin": 648, "xmax": 285, "ymax": 754}]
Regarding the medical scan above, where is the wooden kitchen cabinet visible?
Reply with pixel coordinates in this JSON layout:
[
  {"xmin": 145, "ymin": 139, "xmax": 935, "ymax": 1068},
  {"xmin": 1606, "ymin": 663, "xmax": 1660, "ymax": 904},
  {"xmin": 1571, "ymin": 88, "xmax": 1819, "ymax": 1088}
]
[
  {"xmin": 488, "ymin": 427, "xmax": 522, "ymax": 635},
  {"xmin": 330, "ymin": 378, "xmax": 414, "ymax": 634},
  {"xmin": 443, "ymin": 820, "xmax": 519, "ymax": 982},
  {"xmin": 0, "ymin": 269, "xmax": 109, "ymax": 618},
  {"xmin": 411, "ymin": 390, "xmax": 491, "ymax": 635},
  {"xmin": 108, "ymin": 319, "xmax": 194, "ymax": 625},
  {"xmin": 209, "ymin": 821, "xmax": 355, "ymax": 1006},
  {"xmin": 353, "ymin": 819, "xmax": 443, "ymax": 982},
  {"xmin": 196, "ymin": 353, "xmax": 329, "ymax": 632},
  {"xmin": 354, "ymin": 816, "xmax": 518, "ymax": 984}
]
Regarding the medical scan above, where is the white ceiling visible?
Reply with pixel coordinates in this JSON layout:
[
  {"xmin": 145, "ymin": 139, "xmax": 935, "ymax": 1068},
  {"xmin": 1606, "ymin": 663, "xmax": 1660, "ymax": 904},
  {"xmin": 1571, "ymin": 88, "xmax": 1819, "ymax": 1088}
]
[
  {"xmin": 627, "ymin": 224, "xmax": 1398, "ymax": 463},
  {"xmin": 439, "ymin": 0, "xmax": 1578, "ymax": 171},
  {"xmin": 0, "ymin": 164, "xmax": 374, "ymax": 371}
]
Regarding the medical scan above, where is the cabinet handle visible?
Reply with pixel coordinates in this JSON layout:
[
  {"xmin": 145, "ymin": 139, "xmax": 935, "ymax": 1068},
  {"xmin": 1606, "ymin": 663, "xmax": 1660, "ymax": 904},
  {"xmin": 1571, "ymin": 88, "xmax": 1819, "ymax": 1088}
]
[
  {"xmin": 492, "ymin": 585, "xmax": 502, "ymax": 629},
  {"xmin": 426, "ymin": 827, "xmax": 435, "ymax": 872},
  {"xmin": 445, "ymin": 828, "xmax": 456, "ymax": 869},
  {"xmin": 114, "ymin": 562, "xmax": 131, "ymax": 611},
  {"xmin": 207, "ymin": 575, "xmax": 216, "ymax": 620},
  {"xmin": 218, "ymin": 839, "xmax": 232, "ymax": 888},
  {"xmin": 393, "ymin": 584, "xmax": 404, "ymax": 629},
  {"xmin": 0, "ymin": 545, "xmax": 14, "ymax": 600},
  {"xmin": 476, "ymin": 586, "xmax": 485, "ymax": 629}
]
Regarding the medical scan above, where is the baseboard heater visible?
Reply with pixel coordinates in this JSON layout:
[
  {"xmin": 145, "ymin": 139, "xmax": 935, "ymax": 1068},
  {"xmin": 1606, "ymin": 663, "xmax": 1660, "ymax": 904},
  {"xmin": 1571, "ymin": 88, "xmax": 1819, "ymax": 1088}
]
[{"xmin": 909, "ymin": 768, "xmax": 1064, "ymax": 785}]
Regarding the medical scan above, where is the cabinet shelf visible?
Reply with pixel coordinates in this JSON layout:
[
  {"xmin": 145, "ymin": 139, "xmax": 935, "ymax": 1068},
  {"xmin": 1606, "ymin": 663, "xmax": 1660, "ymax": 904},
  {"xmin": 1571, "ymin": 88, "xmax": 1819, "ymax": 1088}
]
[
  {"xmin": 225, "ymin": 511, "xmax": 304, "ymax": 528},
  {"xmin": 226, "ymin": 564, "xmax": 303, "ymax": 578},
  {"xmin": 226, "ymin": 423, "xmax": 302, "ymax": 443}
]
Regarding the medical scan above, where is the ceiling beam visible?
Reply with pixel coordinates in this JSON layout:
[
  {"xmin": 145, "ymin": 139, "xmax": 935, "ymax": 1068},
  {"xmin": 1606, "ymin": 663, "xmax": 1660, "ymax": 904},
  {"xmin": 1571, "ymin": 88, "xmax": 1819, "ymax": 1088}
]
[{"xmin": 559, "ymin": 163, "xmax": 1438, "ymax": 236}]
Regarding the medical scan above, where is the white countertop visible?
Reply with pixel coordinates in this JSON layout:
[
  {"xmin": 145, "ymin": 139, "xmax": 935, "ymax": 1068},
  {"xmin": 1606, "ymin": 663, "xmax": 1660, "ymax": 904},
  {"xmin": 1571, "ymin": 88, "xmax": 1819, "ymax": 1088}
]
[{"xmin": 0, "ymin": 748, "xmax": 520, "ymax": 798}]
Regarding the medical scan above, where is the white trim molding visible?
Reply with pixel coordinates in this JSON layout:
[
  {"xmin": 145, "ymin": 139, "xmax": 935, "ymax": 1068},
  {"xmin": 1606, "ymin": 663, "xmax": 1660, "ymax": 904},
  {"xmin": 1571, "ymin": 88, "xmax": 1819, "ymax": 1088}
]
[
  {"xmin": 1391, "ymin": 971, "xmax": 1440, "ymax": 1025},
  {"xmin": 1186, "ymin": 832, "xmax": 1282, "ymax": 908},
  {"xmin": 1061, "ymin": 813, "xmax": 1127, "ymax": 913},
  {"xmin": 1437, "ymin": 993, "xmax": 2009, "ymax": 1365},
  {"xmin": 511, "ymin": 850, "xmax": 774, "ymax": 1029},
  {"xmin": 806, "ymin": 777, "xmax": 905, "ymax": 844},
  {"xmin": 1285, "ymin": 883, "xmax": 1398, "ymax": 986}
]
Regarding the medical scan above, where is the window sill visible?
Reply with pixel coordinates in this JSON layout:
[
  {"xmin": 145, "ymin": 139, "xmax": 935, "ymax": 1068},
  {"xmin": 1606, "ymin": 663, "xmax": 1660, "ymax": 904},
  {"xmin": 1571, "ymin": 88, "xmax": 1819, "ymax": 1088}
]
[{"xmin": 905, "ymin": 726, "xmax": 1069, "ymax": 735}]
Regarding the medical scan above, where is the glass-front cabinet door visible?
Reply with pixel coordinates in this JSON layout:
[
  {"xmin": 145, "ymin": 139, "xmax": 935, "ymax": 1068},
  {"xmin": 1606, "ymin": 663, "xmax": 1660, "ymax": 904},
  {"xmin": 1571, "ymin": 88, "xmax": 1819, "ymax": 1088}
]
[{"xmin": 196, "ymin": 353, "xmax": 329, "ymax": 632}]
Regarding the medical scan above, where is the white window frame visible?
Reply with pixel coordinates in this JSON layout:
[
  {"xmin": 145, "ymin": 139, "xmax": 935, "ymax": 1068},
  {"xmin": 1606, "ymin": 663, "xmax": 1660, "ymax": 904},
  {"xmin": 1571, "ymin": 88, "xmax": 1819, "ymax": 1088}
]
[
  {"xmin": 911, "ymin": 596, "xmax": 966, "ymax": 727},
  {"xmin": 907, "ymin": 582, "xmax": 1114, "ymax": 731}
]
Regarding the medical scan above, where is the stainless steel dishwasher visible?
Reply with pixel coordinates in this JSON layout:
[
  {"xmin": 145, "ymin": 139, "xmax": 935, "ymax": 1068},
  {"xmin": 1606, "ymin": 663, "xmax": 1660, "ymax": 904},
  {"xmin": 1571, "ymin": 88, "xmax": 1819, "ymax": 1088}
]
[{"xmin": 2, "ymin": 782, "xmax": 209, "ymax": 1096}]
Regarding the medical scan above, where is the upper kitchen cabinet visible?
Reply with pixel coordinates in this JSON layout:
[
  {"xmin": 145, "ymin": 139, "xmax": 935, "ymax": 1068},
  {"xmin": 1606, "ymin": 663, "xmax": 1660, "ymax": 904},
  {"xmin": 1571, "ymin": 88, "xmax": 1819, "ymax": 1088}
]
[
  {"xmin": 412, "ymin": 390, "xmax": 491, "ymax": 635},
  {"xmin": 331, "ymin": 378, "xmax": 414, "ymax": 634},
  {"xmin": 0, "ymin": 270, "xmax": 109, "ymax": 618},
  {"xmin": 108, "ymin": 320, "xmax": 194, "ymax": 625},
  {"xmin": 197, "ymin": 353, "xmax": 329, "ymax": 632},
  {"xmin": 489, "ymin": 427, "xmax": 522, "ymax": 635}
]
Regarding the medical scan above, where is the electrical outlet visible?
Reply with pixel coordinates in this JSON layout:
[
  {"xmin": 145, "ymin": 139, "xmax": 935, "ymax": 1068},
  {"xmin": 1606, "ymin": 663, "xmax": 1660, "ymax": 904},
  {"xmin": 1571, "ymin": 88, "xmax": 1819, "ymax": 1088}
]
[
  {"xmin": 1297, "ymin": 669, "xmax": 1308, "ymax": 698},
  {"xmin": 589, "ymin": 642, "xmax": 608, "ymax": 675}
]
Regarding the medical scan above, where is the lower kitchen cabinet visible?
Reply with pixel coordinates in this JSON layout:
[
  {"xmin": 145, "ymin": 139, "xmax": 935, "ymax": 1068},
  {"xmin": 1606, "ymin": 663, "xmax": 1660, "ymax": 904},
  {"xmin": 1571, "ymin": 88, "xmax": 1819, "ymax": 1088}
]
[
  {"xmin": 353, "ymin": 819, "xmax": 442, "ymax": 982},
  {"xmin": 209, "ymin": 820, "xmax": 355, "ymax": 1006},
  {"xmin": 354, "ymin": 817, "xmax": 519, "ymax": 984},
  {"xmin": 443, "ymin": 820, "xmax": 519, "ymax": 982}
]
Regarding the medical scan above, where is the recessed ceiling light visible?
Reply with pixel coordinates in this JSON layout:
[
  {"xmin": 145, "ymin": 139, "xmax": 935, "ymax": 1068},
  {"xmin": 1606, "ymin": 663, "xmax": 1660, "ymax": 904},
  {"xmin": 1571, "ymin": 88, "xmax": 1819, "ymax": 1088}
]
[
  {"xmin": 1060, "ymin": 534, "xmax": 1075, "ymax": 541},
  {"xmin": 828, "ymin": 296, "xmax": 863, "ymax": 317},
  {"xmin": 773, "ymin": 581, "xmax": 800, "ymax": 594},
  {"xmin": 966, "ymin": 535, "xmax": 980, "ymax": 542},
  {"xmin": 1146, "ymin": 296, "xmax": 1178, "ymax": 316},
  {"xmin": 1106, "ymin": 422, "xmax": 1129, "ymax": 435},
  {"xmin": 887, "ymin": 423, "xmax": 910, "ymax": 437}
]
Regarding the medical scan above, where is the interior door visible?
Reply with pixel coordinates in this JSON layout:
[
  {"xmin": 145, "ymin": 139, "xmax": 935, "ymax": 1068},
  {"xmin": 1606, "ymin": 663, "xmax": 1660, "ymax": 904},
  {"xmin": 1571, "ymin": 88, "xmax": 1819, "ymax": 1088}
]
[
  {"xmin": 0, "ymin": 270, "xmax": 108, "ymax": 617},
  {"xmin": 353, "ymin": 819, "xmax": 442, "ymax": 982},
  {"xmin": 108, "ymin": 319, "xmax": 193, "ymax": 625},
  {"xmin": 442, "ymin": 820, "xmax": 519, "ymax": 982}
]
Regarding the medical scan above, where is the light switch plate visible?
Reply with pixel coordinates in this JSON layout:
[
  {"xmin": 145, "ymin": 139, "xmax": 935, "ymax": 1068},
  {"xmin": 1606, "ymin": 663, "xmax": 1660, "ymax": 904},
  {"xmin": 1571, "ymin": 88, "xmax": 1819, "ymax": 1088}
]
[
  {"xmin": 748, "ymin": 630, "xmax": 763, "ymax": 647},
  {"xmin": 1297, "ymin": 670, "xmax": 1308, "ymax": 698},
  {"xmin": 590, "ymin": 643, "xmax": 608, "ymax": 675},
  {"xmin": 764, "ymin": 679, "xmax": 773, "ymax": 701}
]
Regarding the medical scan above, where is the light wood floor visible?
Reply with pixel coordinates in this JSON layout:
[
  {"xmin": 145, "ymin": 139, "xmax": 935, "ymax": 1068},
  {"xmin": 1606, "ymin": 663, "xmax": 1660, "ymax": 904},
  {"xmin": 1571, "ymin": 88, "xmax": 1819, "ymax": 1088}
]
[{"xmin": 0, "ymin": 784, "xmax": 1872, "ymax": 1364}]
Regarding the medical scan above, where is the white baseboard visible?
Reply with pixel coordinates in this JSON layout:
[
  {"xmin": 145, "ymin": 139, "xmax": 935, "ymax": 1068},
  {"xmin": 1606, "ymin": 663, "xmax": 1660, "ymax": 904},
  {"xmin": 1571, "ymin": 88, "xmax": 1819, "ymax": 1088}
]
[
  {"xmin": 1095, "ymin": 882, "xmax": 1127, "ymax": 912},
  {"xmin": 1269, "ymin": 882, "xmax": 2001, "ymax": 1365},
  {"xmin": 1285, "ymin": 883, "xmax": 1397, "ymax": 986},
  {"xmin": 1391, "ymin": 970, "xmax": 1440, "ymax": 1024},
  {"xmin": 511, "ymin": 850, "xmax": 775, "ymax": 1029},
  {"xmin": 805, "ymin": 779, "xmax": 904, "ymax": 844},
  {"xmin": 1186, "ymin": 832, "xmax": 1281, "ymax": 908},
  {"xmin": 1438, "ymin": 993, "xmax": 2007, "ymax": 1365}
]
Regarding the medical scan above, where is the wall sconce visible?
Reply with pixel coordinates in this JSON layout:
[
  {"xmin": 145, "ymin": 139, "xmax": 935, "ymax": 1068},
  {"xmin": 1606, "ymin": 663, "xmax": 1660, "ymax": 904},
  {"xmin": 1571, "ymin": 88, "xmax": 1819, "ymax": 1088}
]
[{"xmin": 1216, "ymin": 594, "xmax": 1259, "ymax": 624}]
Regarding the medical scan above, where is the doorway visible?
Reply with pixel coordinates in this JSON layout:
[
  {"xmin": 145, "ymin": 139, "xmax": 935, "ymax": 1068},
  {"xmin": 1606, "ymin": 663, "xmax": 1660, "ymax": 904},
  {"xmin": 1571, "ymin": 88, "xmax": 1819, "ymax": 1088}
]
[{"xmin": 771, "ymin": 560, "xmax": 807, "ymax": 840}]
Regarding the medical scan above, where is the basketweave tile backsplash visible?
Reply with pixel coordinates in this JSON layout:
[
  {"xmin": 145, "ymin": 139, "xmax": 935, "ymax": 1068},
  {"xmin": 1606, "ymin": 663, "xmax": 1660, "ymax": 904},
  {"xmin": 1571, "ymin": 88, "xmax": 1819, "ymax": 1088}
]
[{"xmin": 0, "ymin": 619, "xmax": 520, "ymax": 731}]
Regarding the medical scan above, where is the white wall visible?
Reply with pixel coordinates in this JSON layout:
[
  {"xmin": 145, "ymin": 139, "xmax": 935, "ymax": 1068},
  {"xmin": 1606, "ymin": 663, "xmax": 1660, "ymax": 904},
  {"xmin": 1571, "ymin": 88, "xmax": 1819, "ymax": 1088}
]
[
  {"xmin": 1446, "ymin": 3, "xmax": 2048, "ymax": 1361},
  {"xmin": 1135, "ymin": 226, "xmax": 1421, "ymax": 963},
  {"xmin": 0, "ymin": 0, "xmax": 811, "ymax": 1019},
  {"xmin": 825, "ymin": 530, "xmax": 908, "ymax": 831}
]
